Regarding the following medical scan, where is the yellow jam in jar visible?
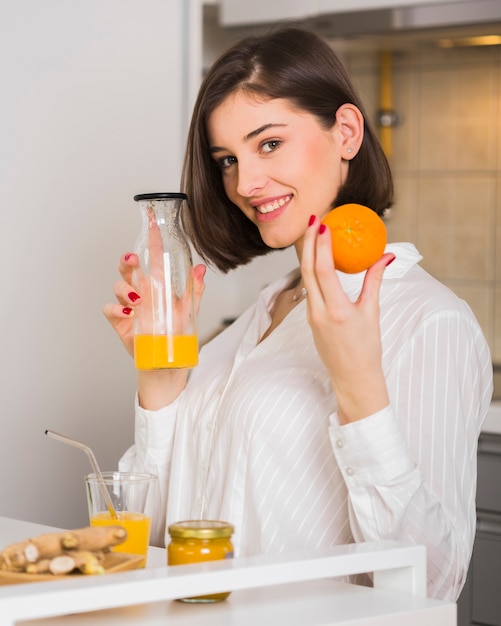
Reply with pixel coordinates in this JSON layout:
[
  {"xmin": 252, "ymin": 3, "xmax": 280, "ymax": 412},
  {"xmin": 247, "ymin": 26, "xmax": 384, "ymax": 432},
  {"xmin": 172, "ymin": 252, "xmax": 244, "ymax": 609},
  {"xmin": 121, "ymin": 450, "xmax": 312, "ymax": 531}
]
[{"xmin": 167, "ymin": 520, "xmax": 234, "ymax": 603}]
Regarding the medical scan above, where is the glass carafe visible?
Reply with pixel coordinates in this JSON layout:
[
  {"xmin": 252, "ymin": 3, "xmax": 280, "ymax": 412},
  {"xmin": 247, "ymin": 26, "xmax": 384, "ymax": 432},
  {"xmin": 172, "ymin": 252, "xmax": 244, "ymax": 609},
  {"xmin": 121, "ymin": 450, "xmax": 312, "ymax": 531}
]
[{"xmin": 132, "ymin": 192, "xmax": 198, "ymax": 370}]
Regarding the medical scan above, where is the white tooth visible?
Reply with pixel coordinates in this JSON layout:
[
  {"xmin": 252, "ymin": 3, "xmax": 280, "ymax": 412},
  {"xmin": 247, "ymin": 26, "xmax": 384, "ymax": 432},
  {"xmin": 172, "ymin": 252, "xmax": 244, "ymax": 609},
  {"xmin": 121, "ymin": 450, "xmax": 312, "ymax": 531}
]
[{"xmin": 257, "ymin": 196, "xmax": 291, "ymax": 214}]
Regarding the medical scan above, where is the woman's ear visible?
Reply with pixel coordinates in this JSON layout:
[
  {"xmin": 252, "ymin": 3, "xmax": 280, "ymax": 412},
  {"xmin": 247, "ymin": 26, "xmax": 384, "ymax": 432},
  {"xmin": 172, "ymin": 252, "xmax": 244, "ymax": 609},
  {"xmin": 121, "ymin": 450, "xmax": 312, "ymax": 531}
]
[{"xmin": 335, "ymin": 104, "xmax": 364, "ymax": 160}]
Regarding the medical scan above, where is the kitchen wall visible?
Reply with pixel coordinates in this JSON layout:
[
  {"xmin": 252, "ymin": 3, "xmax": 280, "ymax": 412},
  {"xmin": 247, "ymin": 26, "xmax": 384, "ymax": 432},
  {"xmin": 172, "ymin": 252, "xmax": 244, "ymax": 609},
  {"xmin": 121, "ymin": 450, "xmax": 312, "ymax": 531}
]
[
  {"xmin": 201, "ymin": 6, "xmax": 500, "ymax": 391},
  {"xmin": 338, "ymin": 40, "xmax": 501, "ymax": 373},
  {"xmin": 0, "ymin": 0, "xmax": 187, "ymax": 529}
]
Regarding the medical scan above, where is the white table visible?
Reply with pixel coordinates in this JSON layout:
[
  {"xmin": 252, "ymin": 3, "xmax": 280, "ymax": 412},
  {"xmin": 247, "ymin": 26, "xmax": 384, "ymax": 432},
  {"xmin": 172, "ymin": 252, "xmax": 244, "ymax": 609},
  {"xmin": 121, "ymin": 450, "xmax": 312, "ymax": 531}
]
[{"xmin": 0, "ymin": 517, "xmax": 455, "ymax": 626}]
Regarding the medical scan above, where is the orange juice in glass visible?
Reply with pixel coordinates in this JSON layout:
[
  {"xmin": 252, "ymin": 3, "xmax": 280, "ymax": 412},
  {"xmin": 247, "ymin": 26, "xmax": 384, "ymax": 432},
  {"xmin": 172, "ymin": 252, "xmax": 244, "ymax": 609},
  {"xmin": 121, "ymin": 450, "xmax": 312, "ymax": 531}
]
[
  {"xmin": 90, "ymin": 511, "xmax": 151, "ymax": 564},
  {"xmin": 85, "ymin": 472, "xmax": 156, "ymax": 567}
]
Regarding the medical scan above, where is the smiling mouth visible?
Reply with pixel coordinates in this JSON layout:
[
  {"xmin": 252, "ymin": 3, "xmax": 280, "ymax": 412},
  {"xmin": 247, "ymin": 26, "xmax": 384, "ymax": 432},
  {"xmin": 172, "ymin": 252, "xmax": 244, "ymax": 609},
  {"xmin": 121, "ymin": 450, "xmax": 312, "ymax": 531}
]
[{"xmin": 255, "ymin": 195, "xmax": 292, "ymax": 214}]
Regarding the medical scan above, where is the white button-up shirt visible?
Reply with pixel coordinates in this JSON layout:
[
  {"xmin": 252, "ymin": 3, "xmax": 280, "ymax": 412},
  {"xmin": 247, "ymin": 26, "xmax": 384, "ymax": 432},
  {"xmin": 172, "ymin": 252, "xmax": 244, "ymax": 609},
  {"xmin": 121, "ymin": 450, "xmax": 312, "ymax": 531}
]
[{"xmin": 120, "ymin": 243, "xmax": 493, "ymax": 601}]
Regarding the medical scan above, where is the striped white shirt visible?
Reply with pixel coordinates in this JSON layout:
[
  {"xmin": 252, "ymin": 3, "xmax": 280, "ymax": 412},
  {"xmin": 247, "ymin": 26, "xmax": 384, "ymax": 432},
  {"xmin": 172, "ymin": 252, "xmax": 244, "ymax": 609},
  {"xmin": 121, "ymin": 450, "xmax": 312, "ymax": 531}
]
[{"xmin": 120, "ymin": 242, "xmax": 493, "ymax": 601}]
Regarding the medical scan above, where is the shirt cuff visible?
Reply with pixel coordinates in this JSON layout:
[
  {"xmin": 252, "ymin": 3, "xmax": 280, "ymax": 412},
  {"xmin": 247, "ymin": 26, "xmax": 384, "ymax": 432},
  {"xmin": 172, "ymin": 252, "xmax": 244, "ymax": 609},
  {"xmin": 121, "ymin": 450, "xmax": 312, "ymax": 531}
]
[
  {"xmin": 134, "ymin": 392, "xmax": 180, "ymax": 453},
  {"xmin": 329, "ymin": 405, "xmax": 415, "ymax": 488}
]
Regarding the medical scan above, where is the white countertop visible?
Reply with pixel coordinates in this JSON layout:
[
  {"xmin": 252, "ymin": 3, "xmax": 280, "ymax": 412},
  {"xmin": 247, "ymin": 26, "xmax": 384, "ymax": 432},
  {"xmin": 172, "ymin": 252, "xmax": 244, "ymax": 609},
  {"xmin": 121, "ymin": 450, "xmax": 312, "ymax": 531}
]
[{"xmin": 0, "ymin": 517, "xmax": 455, "ymax": 626}]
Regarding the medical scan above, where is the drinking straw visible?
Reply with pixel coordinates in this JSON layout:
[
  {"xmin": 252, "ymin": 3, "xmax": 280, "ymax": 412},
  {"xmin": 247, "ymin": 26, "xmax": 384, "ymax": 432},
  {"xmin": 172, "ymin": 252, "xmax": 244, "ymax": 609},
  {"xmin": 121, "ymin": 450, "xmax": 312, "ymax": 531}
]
[{"xmin": 45, "ymin": 429, "xmax": 118, "ymax": 519}]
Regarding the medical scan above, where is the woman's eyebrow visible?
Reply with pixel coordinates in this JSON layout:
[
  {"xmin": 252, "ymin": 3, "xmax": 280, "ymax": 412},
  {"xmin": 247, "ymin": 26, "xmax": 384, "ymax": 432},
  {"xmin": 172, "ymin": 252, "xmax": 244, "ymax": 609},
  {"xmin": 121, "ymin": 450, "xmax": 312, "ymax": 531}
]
[
  {"xmin": 244, "ymin": 123, "xmax": 287, "ymax": 142},
  {"xmin": 210, "ymin": 122, "xmax": 287, "ymax": 154}
]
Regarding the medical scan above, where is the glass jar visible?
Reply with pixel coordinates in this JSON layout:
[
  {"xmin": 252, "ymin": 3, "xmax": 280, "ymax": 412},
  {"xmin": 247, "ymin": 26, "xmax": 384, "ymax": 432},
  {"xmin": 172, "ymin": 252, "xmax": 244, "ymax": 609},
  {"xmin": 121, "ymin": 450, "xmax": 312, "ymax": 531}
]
[
  {"xmin": 167, "ymin": 520, "xmax": 234, "ymax": 603},
  {"xmin": 132, "ymin": 192, "xmax": 198, "ymax": 370}
]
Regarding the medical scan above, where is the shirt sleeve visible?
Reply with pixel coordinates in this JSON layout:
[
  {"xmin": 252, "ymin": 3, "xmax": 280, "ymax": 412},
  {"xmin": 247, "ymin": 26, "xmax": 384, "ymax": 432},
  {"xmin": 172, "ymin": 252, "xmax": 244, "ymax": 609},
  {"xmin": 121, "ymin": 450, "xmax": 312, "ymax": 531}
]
[
  {"xmin": 329, "ymin": 308, "xmax": 493, "ymax": 602},
  {"xmin": 119, "ymin": 392, "xmax": 180, "ymax": 547}
]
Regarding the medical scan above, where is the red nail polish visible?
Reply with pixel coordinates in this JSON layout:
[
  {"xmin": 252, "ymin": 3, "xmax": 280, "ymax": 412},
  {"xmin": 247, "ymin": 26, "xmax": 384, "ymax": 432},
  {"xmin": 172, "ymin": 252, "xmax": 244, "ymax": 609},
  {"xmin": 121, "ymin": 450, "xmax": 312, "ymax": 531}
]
[
  {"xmin": 385, "ymin": 255, "xmax": 396, "ymax": 267},
  {"xmin": 122, "ymin": 307, "xmax": 133, "ymax": 316},
  {"xmin": 124, "ymin": 253, "xmax": 132, "ymax": 262},
  {"xmin": 128, "ymin": 292, "xmax": 140, "ymax": 302},
  {"xmin": 319, "ymin": 224, "xmax": 327, "ymax": 234},
  {"xmin": 308, "ymin": 215, "xmax": 316, "ymax": 227}
]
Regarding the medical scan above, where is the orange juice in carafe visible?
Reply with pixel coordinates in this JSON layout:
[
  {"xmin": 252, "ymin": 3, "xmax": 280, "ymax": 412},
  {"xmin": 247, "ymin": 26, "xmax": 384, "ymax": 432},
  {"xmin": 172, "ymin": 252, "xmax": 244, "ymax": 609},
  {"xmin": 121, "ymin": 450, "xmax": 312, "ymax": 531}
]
[
  {"xmin": 132, "ymin": 192, "xmax": 198, "ymax": 370},
  {"xmin": 134, "ymin": 334, "xmax": 198, "ymax": 369}
]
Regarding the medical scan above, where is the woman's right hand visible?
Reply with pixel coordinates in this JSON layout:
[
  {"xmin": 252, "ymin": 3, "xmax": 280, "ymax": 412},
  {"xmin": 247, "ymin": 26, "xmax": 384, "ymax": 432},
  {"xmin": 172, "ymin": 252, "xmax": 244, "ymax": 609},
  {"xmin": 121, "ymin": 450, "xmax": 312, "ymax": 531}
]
[
  {"xmin": 102, "ymin": 252, "xmax": 141, "ymax": 358},
  {"xmin": 103, "ymin": 252, "xmax": 207, "ymax": 360}
]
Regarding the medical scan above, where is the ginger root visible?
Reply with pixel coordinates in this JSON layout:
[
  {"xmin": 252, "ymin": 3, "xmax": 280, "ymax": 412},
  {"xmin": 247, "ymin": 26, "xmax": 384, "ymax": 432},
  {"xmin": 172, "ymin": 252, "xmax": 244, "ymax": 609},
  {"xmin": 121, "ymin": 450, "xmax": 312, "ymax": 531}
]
[
  {"xmin": 48, "ymin": 551, "xmax": 106, "ymax": 576},
  {"xmin": 0, "ymin": 532, "xmax": 71, "ymax": 571},
  {"xmin": 61, "ymin": 526, "xmax": 127, "ymax": 552},
  {"xmin": 69, "ymin": 551, "xmax": 106, "ymax": 575},
  {"xmin": 0, "ymin": 525, "xmax": 127, "ymax": 576},
  {"xmin": 25, "ymin": 559, "xmax": 52, "ymax": 575},
  {"xmin": 24, "ymin": 551, "xmax": 106, "ymax": 576}
]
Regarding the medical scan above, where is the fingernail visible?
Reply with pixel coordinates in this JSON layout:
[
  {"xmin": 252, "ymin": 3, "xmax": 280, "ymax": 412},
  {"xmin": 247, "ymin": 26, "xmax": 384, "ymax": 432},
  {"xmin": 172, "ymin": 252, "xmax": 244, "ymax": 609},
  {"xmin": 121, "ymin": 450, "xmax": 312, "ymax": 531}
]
[
  {"xmin": 124, "ymin": 253, "xmax": 133, "ymax": 262},
  {"xmin": 319, "ymin": 224, "xmax": 327, "ymax": 234},
  {"xmin": 308, "ymin": 215, "xmax": 316, "ymax": 227},
  {"xmin": 128, "ymin": 291, "xmax": 140, "ymax": 302},
  {"xmin": 122, "ymin": 307, "xmax": 133, "ymax": 316},
  {"xmin": 385, "ymin": 255, "xmax": 396, "ymax": 267}
]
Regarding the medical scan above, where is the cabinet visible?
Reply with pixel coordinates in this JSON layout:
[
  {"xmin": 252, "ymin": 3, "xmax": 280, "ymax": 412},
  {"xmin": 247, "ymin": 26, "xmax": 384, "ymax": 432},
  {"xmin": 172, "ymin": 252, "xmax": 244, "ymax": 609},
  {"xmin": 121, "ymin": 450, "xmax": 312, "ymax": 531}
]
[
  {"xmin": 458, "ymin": 432, "xmax": 501, "ymax": 626},
  {"xmin": 219, "ymin": 0, "xmax": 480, "ymax": 26}
]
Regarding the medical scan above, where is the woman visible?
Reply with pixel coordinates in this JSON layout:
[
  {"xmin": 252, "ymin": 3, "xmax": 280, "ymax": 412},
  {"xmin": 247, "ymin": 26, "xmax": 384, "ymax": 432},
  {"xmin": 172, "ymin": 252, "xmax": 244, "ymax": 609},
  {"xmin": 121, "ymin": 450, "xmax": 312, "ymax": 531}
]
[{"xmin": 104, "ymin": 28, "xmax": 493, "ymax": 601}]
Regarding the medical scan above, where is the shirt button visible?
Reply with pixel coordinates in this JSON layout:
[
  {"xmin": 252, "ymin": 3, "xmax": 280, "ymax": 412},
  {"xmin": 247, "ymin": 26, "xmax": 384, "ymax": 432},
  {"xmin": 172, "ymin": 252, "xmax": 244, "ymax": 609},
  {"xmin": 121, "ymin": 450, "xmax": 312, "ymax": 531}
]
[
  {"xmin": 346, "ymin": 467, "xmax": 354, "ymax": 476},
  {"xmin": 336, "ymin": 439, "xmax": 344, "ymax": 448}
]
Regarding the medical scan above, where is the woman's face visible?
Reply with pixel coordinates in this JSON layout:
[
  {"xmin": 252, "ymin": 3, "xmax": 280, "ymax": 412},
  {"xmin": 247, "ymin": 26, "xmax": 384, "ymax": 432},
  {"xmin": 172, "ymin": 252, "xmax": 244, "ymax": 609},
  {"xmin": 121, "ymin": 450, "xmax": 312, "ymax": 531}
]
[{"xmin": 207, "ymin": 92, "xmax": 349, "ymax": 257}]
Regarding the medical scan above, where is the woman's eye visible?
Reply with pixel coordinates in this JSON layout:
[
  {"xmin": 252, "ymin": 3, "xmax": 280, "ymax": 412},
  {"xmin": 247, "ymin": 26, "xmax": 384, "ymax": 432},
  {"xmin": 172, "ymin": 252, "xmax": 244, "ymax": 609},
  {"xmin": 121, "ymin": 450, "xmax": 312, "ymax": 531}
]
[
  {"xmin": 218, "ymin": 155, "xmax": 237, "ymax": 169},
  {"xmin": 261, "ymin": 140, "xmax": 281, "ymax": 153}
]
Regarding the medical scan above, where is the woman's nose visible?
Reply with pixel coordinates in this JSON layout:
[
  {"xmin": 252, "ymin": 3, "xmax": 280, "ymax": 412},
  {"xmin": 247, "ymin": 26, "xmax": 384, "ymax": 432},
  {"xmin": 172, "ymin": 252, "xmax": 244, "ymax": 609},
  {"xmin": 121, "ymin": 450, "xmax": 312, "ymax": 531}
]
[{"xmin": 236, "ymin": 160, "xmax": 266, "ymax": 198}]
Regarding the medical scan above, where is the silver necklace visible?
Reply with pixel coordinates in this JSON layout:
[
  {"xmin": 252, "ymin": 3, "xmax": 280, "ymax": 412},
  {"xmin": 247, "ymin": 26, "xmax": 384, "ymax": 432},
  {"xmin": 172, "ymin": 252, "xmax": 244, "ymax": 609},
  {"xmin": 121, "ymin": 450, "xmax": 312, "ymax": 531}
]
[{"xmin": 292, "ymin": 286, "xmax": 307, "ymax": 302}]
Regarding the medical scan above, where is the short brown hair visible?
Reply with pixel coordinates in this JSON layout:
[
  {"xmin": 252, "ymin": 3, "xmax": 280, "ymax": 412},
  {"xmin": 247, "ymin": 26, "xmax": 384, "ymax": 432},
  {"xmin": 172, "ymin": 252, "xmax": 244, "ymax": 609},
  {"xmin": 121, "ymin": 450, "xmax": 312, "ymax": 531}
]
[{"xmin": 181, "ymin": 27, "xmax": 393, "ymax": 273}]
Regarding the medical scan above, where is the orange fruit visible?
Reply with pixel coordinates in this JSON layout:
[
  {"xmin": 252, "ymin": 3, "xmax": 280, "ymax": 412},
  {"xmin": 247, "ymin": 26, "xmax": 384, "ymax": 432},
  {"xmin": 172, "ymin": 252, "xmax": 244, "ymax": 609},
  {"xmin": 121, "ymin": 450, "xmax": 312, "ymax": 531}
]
[{"xmin": 321, "ymin": 203, "xmax": 387, "ymax": 273}]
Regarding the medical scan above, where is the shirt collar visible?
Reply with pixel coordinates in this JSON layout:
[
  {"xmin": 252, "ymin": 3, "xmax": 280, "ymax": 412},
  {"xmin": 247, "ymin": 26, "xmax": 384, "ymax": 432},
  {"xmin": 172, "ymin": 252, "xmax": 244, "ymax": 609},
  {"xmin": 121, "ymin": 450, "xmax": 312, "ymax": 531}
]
[
  {"xmin": 261, "ymin": 242, "xmax": 422, "ymax": 306},
  {"xmin": 337, "ymin": 242, "xmax": 422, "ymax": 291}
]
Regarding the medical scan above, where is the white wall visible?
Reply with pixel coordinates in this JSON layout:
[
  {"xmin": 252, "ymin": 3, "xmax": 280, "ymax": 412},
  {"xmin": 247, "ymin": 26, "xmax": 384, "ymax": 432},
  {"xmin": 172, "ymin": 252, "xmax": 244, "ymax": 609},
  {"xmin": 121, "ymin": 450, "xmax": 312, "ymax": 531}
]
[
  {"xmin": 0, "ymin": 0, "xmax": 298, "ymax": 532},
  {"xmin": 0, "ymin": 0, "xmax": 186, "ymax": 529}
]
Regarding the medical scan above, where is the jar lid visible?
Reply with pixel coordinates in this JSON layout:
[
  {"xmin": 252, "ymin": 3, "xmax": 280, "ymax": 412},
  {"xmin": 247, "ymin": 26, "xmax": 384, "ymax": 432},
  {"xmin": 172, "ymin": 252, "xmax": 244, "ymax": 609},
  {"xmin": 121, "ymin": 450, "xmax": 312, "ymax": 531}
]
[
  {"xmin": 133, "ymin": 192, "xmax": 187, "ymax": 201},
  {"xmin": 168, "ymin": 520, "xmax": 234, "ymax": 540}
]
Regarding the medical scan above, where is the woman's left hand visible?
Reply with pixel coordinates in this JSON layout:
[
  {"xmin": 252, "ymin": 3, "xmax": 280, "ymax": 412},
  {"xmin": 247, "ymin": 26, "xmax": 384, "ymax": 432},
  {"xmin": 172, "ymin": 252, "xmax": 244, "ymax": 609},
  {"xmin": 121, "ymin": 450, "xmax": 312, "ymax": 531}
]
[{"xmin": 301, "ymin": 215, "xmax": 395, "ymax": 424}]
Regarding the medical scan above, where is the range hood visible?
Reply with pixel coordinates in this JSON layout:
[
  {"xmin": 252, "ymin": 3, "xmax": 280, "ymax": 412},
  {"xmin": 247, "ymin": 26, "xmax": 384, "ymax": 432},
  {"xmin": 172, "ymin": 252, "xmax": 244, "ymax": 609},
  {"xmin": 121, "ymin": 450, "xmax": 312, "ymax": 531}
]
[
  {"xmin": 308, "ymin": 0, "xmax": 501, "ymax": 38},
  {"xmin": 220, "ymin": 0, "xmax": 501, "ymax": 37}
]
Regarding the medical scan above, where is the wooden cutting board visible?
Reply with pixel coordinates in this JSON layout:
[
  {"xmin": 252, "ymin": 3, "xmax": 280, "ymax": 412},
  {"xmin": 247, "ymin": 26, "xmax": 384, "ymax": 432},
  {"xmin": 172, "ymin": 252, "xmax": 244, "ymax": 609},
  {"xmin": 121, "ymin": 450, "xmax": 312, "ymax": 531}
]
[{"xmin": 0, "ymin": 552, "xmax": 144, "ymax": 585}]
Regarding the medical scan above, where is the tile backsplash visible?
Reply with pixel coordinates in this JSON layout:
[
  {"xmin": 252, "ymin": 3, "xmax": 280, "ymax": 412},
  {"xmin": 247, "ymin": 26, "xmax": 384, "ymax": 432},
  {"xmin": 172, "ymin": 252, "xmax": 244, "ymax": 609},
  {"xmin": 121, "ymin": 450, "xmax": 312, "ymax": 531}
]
[{"xmin": 342, "ymin": 42, "xmax": 501, "ymax": 371}]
